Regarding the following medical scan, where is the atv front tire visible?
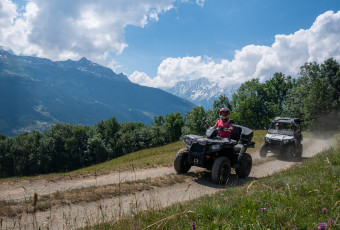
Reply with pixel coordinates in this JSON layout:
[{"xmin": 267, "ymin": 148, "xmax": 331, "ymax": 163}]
[
  {"xmin": 212, "ymin": 157, "xmax": 231, "ymax": 185},
  {"xmin": 259, "ymin": 143, "xmax": 268, "ymax": 158},
  {"xmin": 174, "ymin": 148, "xmax": 191, "ymax": 173},
  {"xmin": 236, "ymin": 153, "xmax": 252, "ymax": 178}
]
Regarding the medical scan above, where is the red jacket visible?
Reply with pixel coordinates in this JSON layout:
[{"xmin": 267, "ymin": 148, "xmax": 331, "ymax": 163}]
[{"xmin": 215, "ymin": 119, "xmax": 232, "ymax": 138}]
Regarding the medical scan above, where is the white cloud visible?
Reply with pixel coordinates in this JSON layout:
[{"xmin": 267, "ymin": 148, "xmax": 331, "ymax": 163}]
[
  {"xmin": 129, "ymin": 10, "xmax": 340, "ymax": 89},
  {"xmin": 0, "ymin": 0, "xmax": 178, "ymax": 66}
]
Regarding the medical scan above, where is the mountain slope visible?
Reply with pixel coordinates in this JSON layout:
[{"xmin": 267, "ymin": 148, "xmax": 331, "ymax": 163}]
[
  {"xmin": 163, "ymin": 78, "xmax": 238, "ymax": 109},
  {"xmin": 0, "ymin": 50, "xmax": 194, "ymax": 136}
]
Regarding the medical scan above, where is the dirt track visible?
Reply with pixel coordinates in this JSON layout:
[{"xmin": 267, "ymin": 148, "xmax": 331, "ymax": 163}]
[{"xmin": 0, "ymin": 138, "xmax": 335, "ymax": 230}]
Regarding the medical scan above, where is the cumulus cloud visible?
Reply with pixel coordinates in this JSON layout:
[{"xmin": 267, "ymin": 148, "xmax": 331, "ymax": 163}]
[
  {"xmin": 0, "ymin": 0, "xmax": 178, "ymax": 66},
  {"xmin": 129, "ymin": 10, "xmax": 340, "ymax": 89}
]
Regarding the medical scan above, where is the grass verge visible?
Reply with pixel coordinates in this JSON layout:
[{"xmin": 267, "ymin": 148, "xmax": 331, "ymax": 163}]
[{"xmin": 84, "ymin": 134, "xmax": 340, "ymax": 230}]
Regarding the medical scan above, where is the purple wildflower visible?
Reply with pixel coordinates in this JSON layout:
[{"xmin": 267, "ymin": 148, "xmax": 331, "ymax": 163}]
[
  {"xmin": 257, "ymin": 200, "xmax": 261, "ymax": 204},
  {"xmin": 328, "ymin": 218, "xmax": 334, "ymax": 224},
  {"xmin": 318, "ymin": 222, "xmax": 327, "ymax": 230},
  {"xmin": 260, "ymin": 208, "xmax": 266, "ymax": 212},
  {"xmin": 322, "ymin": 208, "xmax": 327, "ymax": 214},
  {"xmin": 191, "ymin": 222, "xmax": 196, "ymax": 230},
  {"xmin": 293, "ymin": 228, "xmax": 298, "ymax": 230},
  {"xmin": 265, "ymin": 202, "xmax": 268, "ymax": 206}
]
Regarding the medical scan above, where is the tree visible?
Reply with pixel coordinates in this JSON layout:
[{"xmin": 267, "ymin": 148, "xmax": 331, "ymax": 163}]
[
  {"xmin": 163, "ymin": 112, "xmax": 184, "ymax": 142},
  {"xmin": 263, "ymin": 72, "xmax": 294, "ymax": 118},
  {"xmin": 231, "ymin": 79, "xmax": 267, "ymax": 129},
  {"xmin": 86, "ymin": 133, "xmax": 108, "ymax": 163},
  {"xmin": 285, "ymin": 58, "xmax": 340, "ymax": 133},
  {"xmin": 10, "ymin": 131, "xmax": 43, "ymax": 175},
  {"xmin": 0, "ymin": 137, "xmax": 13, "ymax": 177},
  {"xmin": 152, "ymin": 115, "xmax": 164, "ymax": 127},
  {"xmin": 182, "ymin": 106, "xmax": 206, "ymax": 135}
]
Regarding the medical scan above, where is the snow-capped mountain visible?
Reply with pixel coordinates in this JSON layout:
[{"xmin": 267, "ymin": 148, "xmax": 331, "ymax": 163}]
[{"xmin": 163, "ymin": 78, "xmax": 239, "ymax": 109}]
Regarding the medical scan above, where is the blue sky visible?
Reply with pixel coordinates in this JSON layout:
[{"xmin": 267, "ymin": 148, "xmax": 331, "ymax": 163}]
[
  {"xmin": 1, "ymin": 0, "xmax": 340, "ymax": 89},
  {"xmin": 119, "ymin": 0, "xmax": 340, "ymax": 77}
]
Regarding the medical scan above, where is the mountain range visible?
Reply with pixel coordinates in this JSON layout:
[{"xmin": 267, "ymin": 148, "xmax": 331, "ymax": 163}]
[
  {"xmin": 0, "ymin": 49, "xmax": 194, "ymax": 136},
  {"xmin": 163, "ymin": 78, "xmax": 238, "ymax": 109}
]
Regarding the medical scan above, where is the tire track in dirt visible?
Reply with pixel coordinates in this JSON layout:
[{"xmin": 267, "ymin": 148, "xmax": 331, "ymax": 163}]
[
  {"xmin": 0, "ymin": 166, "xmax": 178, "ymax": 201},
  {"xmin": 1, "ymin": 138, "xmax": 336, "ymax": 230}
]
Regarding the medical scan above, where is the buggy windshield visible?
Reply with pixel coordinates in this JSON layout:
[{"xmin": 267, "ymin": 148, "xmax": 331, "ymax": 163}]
[
  {"xmin": 268, "ymin": 122, "xmax": 295, "ymax": 136},
  {"xmin": 268, "ymin": 129, "xmax": 294, "ymax": 136}
]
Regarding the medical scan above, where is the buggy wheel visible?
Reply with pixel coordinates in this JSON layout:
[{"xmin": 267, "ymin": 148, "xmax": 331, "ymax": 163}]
[
  {"xmin": 259, "ymin": 143, "xmax": 268, "ymax": 158},
  {"xmin": 236, "ymin": 153, "xmax": 252, "ymax": 178},
  {"xmin": 295, "ymin": 144, "xmax": 303, "ymax": 159},
  {"xmin": 285, "ymin": 145, "xmax": 295, "ymax": 159},
  {"xmin": 212, "ymin": 157, "xmax": 231, "ymax": 185},
  {"xmin": 174, "ymin": 148, "xmax": 191, "ymax": 173}
]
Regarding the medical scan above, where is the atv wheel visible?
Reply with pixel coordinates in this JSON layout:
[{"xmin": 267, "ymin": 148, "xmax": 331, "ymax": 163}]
[
  {"xmin": 235, "ymin": 153, "xmax": 252, "ymax": 178},
  {"xmin": 212, "ymin": 157, "xmax": 231, "ymax": 185},
  {"xmin": 174, "ymin": 148, "xmax": 191, "ymax": 173},
  {"xmin": 259, "ymin": 143, "xmax": 268, "ymax": 158}
]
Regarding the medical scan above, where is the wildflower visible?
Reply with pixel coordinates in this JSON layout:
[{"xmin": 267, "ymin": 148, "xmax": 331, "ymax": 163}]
[
  {"xmin": 191, "ymin": 222, "xmax": 196, "ymax": 230},
  {"xmin": 265, "ymin": 202, "xmax": 268, "ymax": 206},
  {"xmin": 257, "ymin": 200, "xmax": 261, "ymax": 204},
  {"xmin": 322, "ymin": 208, "xmax": 327, "ymax": 214},
  {"xmin": 317, "ymin": 222, "xmax": 327, "ymax": 230},
  {"xmin": 328, "ymin": 218, "xmax": 334, "ymax": 224},
  {"xmin": 260, "ymin": 208, "xmax": 266, "ymax": 212}
]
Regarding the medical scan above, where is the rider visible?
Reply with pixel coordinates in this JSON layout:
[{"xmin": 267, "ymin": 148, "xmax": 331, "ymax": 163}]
[
  {"xmin": 291, "ymin": 124, "xmax": 302, "ymax": 143},
  {"xmin": 213, "ymin": 107, "xmax": 239, "ymax": 167},
  {"xmin": 213, "ymin": 107, "xmax": 233, "ymax": 141},
  {"xmin": 275, "ymin": 123, "xmax": 280, "ymax": 130}
]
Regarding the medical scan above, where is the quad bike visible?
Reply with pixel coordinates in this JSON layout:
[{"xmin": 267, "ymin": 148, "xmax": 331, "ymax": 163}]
[
  {"xmin": 259, "ymin": 117, "xmax": 303, "ymax": 159},
  {"xmin": 174, "ymin": 120, "xmax": 255, "ymax": 184}
]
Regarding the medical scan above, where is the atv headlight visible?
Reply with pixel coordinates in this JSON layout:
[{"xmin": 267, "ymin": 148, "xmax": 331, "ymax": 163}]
[
  {"xmin": 184, "ymin": 137, "xmax": 192, "ymax": 146},
  {"xmin": 265, "ymin": 137, "xmax": 271, "ymax": 143},
  {"xmin": 211, "ymin": 144, "xmax": 221, "ymax": 151}
]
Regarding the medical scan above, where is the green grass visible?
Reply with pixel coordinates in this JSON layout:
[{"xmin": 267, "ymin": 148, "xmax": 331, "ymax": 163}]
[
  {"xmin": 72, "ymin": 141, "xmax": 185, "ymax": 174},
  {"xmin": 84, "ymin": 134, "xmax": 340, "ymax": 230}
]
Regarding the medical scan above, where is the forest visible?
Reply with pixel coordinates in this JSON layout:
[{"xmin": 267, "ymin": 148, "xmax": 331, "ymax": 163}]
[{"xmin": 0, "ymin": 58, "xmax": 339, "ymax": 177}]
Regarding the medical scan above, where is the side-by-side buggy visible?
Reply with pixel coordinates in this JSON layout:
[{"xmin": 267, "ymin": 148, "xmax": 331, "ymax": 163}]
[{"xmin": 259, "ymin": 117, "xmax": 303, "ymax": 159}]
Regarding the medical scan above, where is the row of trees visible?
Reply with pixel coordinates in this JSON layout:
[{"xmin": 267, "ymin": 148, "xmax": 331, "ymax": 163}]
[
  {"xmin": 0, "ymin": 58, "xmax": 339, "ymax": 177},
  {"xmin": 0, "ymin": 113, "xmax": 184, "ymax": 177}
]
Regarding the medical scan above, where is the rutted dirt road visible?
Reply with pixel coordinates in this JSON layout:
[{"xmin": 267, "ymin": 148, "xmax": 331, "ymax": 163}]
[{"xmin": 0, "ymin": 138, "xmax": 335, "ymax": 230}]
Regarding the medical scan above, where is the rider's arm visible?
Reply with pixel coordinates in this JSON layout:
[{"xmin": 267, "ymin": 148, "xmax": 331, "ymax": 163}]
[
  {"xmin": 213, "ymin": 121, "xmax": 219, "ymax": 129},
  {"xmin": 228, "ymin": 124, "xmax": 233, "ymax": 131}
]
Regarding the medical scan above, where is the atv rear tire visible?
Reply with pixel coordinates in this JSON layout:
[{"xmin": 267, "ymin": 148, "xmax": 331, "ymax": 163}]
[
  {"xmin": 236, "ymin": 153, "xmax": 252, "ymax": 178},
  {"xmin": 212, "ymin": 157, "xmax": 231, "ymax": 185},
  {"xmin": 174, "ymin": 148, "xmax": 191, "ymax": 173},
  {"xmin": 259, "ymin": 143, "xmax": 268, "ymax": 158}
]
